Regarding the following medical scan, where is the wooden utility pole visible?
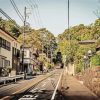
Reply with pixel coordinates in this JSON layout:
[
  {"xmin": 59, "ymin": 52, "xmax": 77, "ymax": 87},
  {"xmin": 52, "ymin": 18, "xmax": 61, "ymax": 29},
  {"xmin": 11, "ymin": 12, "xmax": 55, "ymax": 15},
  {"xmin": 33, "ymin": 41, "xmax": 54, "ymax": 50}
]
[{"xmin": 22, "ymin": 7, "xmax": 26, "ymax": 78}]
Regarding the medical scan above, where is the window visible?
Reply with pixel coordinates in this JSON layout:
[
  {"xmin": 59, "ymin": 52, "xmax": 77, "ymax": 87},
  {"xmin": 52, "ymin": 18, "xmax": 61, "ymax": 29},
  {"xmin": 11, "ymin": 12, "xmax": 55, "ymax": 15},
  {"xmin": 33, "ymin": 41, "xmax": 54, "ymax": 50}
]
[
  {"xmin": 2, "ymin": 39, "xmax": 5, "ymax": 48},
  {"xmin": 0, "ymin": 37, "xmax": 2, "ymax": 47},
  {"xmin": 4, "ymin": 39, "xmax": 6, "ymax": 49},
  {"xmin": 0, "ymin": 56, "xmax": 2, "ymax": 67},
  {"xmin": 0, "ymin": 37, "xmax": 11, "ymax": 51},
  {"xmin": 5, "ymin": 60, "xmax": 10, "ymax": 67},
  {"xmin": 6, "ymin": 41, "xmax": 11, "ymax": 51}
]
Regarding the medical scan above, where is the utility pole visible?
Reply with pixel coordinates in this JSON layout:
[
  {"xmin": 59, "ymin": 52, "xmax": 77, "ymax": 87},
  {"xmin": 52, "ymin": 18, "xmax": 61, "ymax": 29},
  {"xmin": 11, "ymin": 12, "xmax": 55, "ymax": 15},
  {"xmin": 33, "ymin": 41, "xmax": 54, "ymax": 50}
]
[
  {"xmin": 68, "ymin": 0, "xmax": 70, "ymax": 47},
  {"xmin": 68, "ymin": 0, "xmax": 71, "ymax": 63},
  {"xmin": 22, "ymin": 7, "xmax": 26, "ymax": 78},
  {"xmin": 68, "ymin": 0, "xmax": 69, "ymax": 31}
]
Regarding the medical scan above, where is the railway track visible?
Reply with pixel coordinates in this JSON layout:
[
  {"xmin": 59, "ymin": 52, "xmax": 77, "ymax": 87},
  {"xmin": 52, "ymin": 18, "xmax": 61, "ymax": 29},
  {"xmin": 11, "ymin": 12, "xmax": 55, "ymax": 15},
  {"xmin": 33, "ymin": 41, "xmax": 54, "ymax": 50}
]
[{"xmin": 0, "ymin": 69, "xmax": 63, "ymax": 100}]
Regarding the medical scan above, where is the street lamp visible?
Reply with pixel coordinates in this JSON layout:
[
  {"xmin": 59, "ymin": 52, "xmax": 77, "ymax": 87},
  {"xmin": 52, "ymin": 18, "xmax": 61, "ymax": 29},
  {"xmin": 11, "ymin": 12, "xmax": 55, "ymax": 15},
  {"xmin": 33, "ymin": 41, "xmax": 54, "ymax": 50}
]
[
  {"xmin": 83, "ymin": 50, "xmax": 92, "ymax": 71},
  {"xmin": 83, "ymin": 55, "xmax": 88, "ymax": 71},
  {"xmin": 87, "ymin": 50, "xmax": 92, "ymax": 68},
  {"xmin": 87, "ymin": 50, "xmax": 92, "ymax": 57}
]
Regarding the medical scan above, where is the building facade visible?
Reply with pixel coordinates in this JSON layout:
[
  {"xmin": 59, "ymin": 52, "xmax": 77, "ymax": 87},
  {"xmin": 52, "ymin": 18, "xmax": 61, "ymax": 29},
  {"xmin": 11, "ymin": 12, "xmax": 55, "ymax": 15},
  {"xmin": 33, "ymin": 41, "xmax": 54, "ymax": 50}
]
[
  {"xmin": 20, "ymin": 46, "xmax": 34, "ymax": 75},
  {"xmin": 0, "ymin": 27, "xmax": 20, "ymax": 76}
]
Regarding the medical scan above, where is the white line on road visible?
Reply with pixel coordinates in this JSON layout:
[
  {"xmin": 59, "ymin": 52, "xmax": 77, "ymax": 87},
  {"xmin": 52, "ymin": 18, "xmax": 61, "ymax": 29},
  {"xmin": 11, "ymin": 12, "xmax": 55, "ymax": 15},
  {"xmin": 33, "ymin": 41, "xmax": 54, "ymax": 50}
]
[
  {"xmin": 41, "ymin": 83, "xmax": 46, "ymax": 87},
  {"xmin": 51, "ymin": 71, "xmax": 63, "ymax": 100}
]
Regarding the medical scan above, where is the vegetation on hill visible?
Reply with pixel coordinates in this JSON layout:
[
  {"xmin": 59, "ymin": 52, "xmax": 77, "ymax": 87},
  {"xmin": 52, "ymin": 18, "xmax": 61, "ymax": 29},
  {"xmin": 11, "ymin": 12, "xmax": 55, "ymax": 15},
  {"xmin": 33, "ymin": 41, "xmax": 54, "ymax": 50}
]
[
  {"xmin": 58, "ymin": 19, "xmax": 100, "ymax": 73},
  {"xmin": 1, "ymin": 17, "xmax": 100, "ymax": 72}
]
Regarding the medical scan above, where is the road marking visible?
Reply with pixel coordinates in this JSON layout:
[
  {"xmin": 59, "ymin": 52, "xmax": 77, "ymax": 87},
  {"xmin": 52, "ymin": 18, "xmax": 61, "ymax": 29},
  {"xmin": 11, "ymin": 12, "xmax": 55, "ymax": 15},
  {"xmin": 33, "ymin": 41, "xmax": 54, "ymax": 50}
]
[
  {"xmin": 31, "ymin": 88, "xmax": 38, "ymax": 92},
  {"xmin": 34, "ymin": 95, "xmax": 38, "ymax": 98},
  {"xmin": 51, "ymin": 71, "xmax": 63, "ymax": 100},
  {"xmin": 23, "ymin": 95, "xmax": 33, "ymax": 98},
  {"xmin": 19, "ymin": 98, "xmax": 36, "ymax": 100},
  {"xmin": 41, "ymin": 83, "xmax": 46, "ymax": 87},
  {"xmin": 38, "ymin": 88, "xmax": 45, "ymax": 92}
]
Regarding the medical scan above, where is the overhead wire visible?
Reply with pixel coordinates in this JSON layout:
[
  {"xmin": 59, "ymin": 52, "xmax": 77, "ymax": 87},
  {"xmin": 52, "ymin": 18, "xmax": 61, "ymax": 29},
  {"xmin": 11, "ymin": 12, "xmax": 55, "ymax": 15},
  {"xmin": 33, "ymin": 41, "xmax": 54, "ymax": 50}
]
[
  {"xmin": 9, "ymin": 0, "xmax": 24, "ymax": 22},
  {"xmin": 26, "ymin": 0, "xmax": 38, "ymax": 28},
  {"xmin": 0, "ymin": 8, "xmax": 20, "ymax": 29},
  {"xmin": 27, "ymin": 0, "xmax": 44, "ymax": 28},
  {"xmin": 32, "ymin": 0, "xmax": 44, "ymax": 27},
  {"xmin": 29, "ymin": 0, "xmax": 42, "ymax": 28}
]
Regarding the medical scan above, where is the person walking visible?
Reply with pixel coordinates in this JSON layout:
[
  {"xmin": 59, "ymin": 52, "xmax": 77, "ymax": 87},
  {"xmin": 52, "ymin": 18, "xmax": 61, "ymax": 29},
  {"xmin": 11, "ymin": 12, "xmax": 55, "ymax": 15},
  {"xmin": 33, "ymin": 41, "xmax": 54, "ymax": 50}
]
[{"xmin": 39, "ymin": 61, "xmax": 43, "ymax": 74}]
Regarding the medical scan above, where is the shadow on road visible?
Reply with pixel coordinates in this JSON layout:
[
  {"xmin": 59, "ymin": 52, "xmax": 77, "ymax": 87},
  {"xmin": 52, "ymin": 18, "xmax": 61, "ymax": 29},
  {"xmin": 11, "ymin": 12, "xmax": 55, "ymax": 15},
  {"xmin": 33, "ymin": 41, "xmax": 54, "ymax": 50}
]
[{"xmin": 55, "ymin": 90, "xmax": 100, "ymax": 100}]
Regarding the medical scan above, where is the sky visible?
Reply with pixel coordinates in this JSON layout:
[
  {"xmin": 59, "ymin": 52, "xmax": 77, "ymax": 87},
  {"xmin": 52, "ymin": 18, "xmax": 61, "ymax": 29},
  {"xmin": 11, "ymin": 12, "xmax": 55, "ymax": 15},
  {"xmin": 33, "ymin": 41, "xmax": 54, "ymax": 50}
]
[{"xmin": 0, "ymin": 0, "xmax": 99, "ymax": 36}]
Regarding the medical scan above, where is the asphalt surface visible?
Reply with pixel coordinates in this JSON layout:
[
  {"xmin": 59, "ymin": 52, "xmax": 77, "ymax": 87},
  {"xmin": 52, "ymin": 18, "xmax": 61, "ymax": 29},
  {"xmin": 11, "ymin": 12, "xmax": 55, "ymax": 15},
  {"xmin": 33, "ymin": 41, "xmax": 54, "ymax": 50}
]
[
  {"xmin": 13, "ymin": 69, "xmax": 63, "ymax": 100},
  {"xmin": 1, "ymin": 68, "xmax": 99, "ymax": 100},
  {"xmin": 0, "ymin": 69, "xmax": 63, "ymax": 100}
]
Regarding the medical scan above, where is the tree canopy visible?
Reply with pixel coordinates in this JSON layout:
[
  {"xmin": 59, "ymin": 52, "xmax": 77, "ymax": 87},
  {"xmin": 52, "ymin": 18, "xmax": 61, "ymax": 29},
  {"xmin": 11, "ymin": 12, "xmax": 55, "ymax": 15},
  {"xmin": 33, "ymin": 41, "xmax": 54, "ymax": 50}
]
[{"xmin": 57, "ymin": 19, "xmax": 100, "ymax": 73}]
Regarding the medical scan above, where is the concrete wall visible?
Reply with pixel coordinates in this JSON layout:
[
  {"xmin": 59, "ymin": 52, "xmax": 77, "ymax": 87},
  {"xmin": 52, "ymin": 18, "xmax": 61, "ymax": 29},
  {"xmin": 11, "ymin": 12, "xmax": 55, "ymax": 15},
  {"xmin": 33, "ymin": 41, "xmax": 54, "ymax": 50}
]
[{"xmin": 66, "ymin": 63, "xmax": 75, "ymax": 75}]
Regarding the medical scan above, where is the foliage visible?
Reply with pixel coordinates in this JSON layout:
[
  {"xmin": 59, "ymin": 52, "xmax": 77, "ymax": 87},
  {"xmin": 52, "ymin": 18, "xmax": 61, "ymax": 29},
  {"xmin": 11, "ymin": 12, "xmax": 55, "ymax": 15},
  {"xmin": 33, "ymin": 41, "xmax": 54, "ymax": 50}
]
[
  {"xmin": 0, "ymin": 17, "xmax": 21, "ymax": 37},
  {"xmin": 90, "ymin": 55, "xmax": 100, "ymax": 67},
  {"xmin": 58, "ymin": 18, "xmax": 100, "ymax": 73}
]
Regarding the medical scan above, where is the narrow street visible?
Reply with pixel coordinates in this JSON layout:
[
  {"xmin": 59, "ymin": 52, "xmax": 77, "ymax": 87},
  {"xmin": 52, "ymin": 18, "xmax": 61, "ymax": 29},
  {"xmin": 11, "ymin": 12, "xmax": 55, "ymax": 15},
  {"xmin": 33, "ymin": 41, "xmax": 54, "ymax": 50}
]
[
  {"xmin": 0, "ymin": 0, "xmax": 100, "ymax": 99},
  {"xmin": 0, "ymin": 69, "xmax": 63, "ymax": 100},
  {"xmin": 0, "ymin": 68, "xmax": 99, "ymax": 100}
]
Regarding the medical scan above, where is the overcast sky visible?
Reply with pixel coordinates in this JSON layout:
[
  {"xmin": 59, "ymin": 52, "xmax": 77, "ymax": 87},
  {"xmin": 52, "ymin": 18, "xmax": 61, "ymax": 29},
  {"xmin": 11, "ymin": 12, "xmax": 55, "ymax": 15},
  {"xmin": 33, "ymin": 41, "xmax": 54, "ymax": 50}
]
[{"xmin": 0, "ymin": 0, "xmax": 99, "ymax": 36}]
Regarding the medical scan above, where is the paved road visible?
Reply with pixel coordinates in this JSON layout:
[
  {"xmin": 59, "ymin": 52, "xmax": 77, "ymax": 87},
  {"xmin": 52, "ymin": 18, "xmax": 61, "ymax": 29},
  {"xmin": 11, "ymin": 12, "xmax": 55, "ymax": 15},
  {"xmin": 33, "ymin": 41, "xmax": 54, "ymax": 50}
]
[
  {"xmin": 0, "ymin": 69, "xmax": 63, "ymax": 100},
  {"xmin": 12, "ymin": 69, "xmax": 63, "ymax": 100}
]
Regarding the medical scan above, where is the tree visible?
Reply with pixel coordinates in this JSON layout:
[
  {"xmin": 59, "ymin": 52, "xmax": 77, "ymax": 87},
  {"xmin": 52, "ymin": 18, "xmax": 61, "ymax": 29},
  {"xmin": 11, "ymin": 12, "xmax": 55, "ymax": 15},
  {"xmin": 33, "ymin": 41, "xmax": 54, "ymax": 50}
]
[
  {"xmin": 0, "ymin": 17, "xmax": 21, "ymax": 37},
  {"xmin": 57, "ymin": 19, "xmax": 99, "ymax": 73}
]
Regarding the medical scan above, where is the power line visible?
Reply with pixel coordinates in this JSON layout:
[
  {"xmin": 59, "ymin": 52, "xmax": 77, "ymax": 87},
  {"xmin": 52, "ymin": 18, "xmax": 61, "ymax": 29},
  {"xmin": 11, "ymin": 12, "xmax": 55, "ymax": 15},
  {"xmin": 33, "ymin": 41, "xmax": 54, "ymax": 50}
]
[
  {"xmin": 29, "ymin": 0, "xmax": 42, "ymax": 27},
  {"xmin": 9, "ymin": 0, "xmax": 24, "ymax": 22},
  {"xmin": 0, "ymin": 8, "xmax": 20, "ymax": 29},
  {"xmin": 32, "ymin": 0, "xmax": 44, "ymax": 27},
  {"xmin": 26, "ymin": 0, "xmax": 38, "ymax": 28},
  {"xmin": 27, "ymin": 0, "xmax": 43, "ymax": 28}
]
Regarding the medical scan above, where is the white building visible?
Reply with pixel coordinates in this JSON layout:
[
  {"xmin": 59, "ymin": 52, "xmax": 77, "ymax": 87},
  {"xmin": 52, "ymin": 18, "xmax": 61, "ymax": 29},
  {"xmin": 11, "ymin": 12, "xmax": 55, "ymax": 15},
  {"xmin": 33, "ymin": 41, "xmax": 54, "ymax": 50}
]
[{"xmin": 20, "ymin": 46, "xmax": 34, "ymax": 74}]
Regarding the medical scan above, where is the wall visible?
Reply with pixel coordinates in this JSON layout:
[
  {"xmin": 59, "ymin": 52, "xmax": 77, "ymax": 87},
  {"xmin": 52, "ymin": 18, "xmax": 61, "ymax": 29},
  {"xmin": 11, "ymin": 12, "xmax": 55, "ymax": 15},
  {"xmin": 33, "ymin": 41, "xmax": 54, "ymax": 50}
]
[{"xmin": 76, "ymin": 67, "xmax": 100, "ymax": 97}]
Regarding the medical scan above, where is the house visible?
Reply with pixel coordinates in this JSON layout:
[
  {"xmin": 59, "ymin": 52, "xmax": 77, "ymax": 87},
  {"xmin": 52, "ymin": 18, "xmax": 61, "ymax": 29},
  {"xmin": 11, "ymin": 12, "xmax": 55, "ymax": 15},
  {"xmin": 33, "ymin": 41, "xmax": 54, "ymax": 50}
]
[
  {"xmin": 20, "ymin": 46, "xmax": 34, "ymax": 74},
  {"xmin": 0, "ymin": 27, "xmax": 21, "ymax": 76}
]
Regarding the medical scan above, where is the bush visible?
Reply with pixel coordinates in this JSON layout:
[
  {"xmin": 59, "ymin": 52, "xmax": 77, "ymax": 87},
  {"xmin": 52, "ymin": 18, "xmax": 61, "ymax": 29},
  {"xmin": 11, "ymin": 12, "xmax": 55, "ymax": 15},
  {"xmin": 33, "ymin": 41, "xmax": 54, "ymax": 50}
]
[
  {"xmin": 90, "ymin": 55, "xmax": 100, "ymax": 67},
  {"xmin": 75, "ymin": 61, "xmax": 83, "ymax": 73}
]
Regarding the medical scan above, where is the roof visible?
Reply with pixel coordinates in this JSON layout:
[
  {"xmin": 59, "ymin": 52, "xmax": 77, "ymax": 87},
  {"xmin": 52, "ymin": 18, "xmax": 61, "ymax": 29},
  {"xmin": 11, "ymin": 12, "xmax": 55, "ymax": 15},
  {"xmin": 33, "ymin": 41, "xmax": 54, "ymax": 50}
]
[
  {"xmin": 79, "ymin": 40, "xmax": 96, "ymax": 44},
  {"xmin": 0, "ymin": 27, "xmax": 17, "ymax": 40}
]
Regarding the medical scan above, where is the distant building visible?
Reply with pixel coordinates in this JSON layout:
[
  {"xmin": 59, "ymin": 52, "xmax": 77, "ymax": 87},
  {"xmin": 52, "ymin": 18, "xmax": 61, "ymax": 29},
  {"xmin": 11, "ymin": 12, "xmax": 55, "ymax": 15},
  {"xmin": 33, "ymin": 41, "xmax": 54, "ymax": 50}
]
[{"xmin": 0, "ymin": 27, "xmax": 21, "ymax": 76}]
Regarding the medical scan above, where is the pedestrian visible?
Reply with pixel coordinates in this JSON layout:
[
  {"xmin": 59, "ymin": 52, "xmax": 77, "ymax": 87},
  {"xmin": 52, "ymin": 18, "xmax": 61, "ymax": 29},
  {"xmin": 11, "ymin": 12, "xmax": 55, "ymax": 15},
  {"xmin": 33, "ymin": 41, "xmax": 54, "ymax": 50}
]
[
  {"xmin": 61, "ymin": 63, "xmax": 64, "ymax": 68},
  {"xmin": 39, "ymin": 61, "xmax": 43, "ymax": 73}
]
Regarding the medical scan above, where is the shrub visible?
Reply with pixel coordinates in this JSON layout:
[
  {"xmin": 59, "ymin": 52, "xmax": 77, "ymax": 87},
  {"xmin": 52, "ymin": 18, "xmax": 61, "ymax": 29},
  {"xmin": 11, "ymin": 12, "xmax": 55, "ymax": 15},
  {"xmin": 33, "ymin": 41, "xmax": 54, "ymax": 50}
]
[{"xmin": 90, "ymin": 55, "xmax": 100, "ymax": 67}]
